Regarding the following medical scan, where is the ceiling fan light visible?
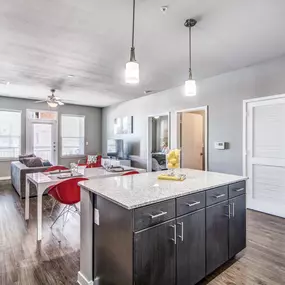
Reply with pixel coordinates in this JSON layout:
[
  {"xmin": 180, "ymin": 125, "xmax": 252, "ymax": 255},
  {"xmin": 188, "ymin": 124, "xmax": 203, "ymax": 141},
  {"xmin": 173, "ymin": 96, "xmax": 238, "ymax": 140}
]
[
  {"xmin": 125, "ymin": 61, "xmax": 139, "ymax": 84},
  {"xmin": 185, "ymin": 79, "xmax": 196, "ymax": 96},
  {"xmin": 47, "ymin": 101, "xmax": 58, "ymax": 108}
]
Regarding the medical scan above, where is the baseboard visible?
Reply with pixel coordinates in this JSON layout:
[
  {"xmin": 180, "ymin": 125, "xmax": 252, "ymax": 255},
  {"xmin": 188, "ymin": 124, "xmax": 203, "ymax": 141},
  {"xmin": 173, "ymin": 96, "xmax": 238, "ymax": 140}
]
[
  {"xmin": 0, "ymin": 176, "xmax": 11, "ymax": 181},
  {"xmin": 77, "ymin": 271, "xmax": 96, "ymax": 285}
]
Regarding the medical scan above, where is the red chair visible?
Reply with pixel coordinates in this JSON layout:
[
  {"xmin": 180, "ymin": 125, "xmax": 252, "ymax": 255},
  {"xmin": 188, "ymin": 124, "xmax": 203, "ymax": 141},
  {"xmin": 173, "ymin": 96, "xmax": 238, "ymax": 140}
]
[
  {"xmin": 122, "ymin": 170, "xmax": 140, "ymax": 176},
  {"xmin": 45, "ymin": 165, "xmax": 69, "ymax": 172},
  {"xmin": 48, "ymin": 177, "xmax": 88, "ymax": 228}
]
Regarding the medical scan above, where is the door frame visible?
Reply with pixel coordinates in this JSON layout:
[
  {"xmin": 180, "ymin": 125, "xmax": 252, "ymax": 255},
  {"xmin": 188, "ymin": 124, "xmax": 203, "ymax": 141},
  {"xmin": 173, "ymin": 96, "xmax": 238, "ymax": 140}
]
[
  {"xmin": 242, "ymin": 93, "xmax": 285, "ymax": 177},
  {"xmin": 26, "ymin": 109, "xmax": 58, "ymax": 165},
  {"xmin": 175, "ymin": 106, "xmax": 208, "ymax": 171},
  {"xmin": 146, "ymin": 112, "xmax": 171, "ymax": 172}
]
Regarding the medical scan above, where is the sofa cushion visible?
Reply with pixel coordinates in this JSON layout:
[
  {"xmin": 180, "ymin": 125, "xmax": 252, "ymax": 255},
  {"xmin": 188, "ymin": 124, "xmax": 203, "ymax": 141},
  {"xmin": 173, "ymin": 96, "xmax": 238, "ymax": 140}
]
[
  {"xmin": 19, "ymin": 154, "xmax": 35, "ymax": 163},
  {"xmin": 23, "ymin": 157, "xmax": 43, "ymax": 167}
]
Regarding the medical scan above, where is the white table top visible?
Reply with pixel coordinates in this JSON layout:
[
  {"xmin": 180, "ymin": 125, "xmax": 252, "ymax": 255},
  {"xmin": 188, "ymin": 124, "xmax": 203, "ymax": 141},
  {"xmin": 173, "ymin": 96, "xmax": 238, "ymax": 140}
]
[
  {"xmin": 26, "ymin": 166, "xmax": 146, "ymax": 185},
  {"xmin": 79, "ymin": 169, "xmax": 247, "ymax": 210}
]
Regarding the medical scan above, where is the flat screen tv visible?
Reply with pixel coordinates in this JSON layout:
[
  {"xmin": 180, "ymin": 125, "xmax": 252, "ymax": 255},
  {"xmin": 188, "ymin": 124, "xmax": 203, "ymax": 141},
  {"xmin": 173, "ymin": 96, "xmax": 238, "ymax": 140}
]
[{"xmin": 107, "ymin": 139, "xmax": 124, "ymax": 158}]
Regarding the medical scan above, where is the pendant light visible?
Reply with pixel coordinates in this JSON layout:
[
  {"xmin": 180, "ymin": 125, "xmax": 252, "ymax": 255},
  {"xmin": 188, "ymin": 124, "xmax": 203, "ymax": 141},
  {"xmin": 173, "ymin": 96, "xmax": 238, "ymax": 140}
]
[
  {"xmin": 184, "ymin": 19, "xmax": 197, "ymax": 96},
  {"xmin": 125, "ymin": 0, "xmax": 139, "ymax": 84}
]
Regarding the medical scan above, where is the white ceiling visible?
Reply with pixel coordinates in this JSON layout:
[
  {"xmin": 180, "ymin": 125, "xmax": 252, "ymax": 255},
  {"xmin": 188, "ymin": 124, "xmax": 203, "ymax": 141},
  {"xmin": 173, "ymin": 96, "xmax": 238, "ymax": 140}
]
[{"xmin": 0, "ymin": 0, "xmax": 285, "ymax": 107}]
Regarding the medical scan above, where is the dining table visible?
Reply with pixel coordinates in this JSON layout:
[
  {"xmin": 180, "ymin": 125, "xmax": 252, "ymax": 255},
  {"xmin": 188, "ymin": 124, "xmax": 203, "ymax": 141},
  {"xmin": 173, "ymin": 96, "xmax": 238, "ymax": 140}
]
[{"xmin": 25, "ymin": 165, "xmax": 146, "ymax": 241}]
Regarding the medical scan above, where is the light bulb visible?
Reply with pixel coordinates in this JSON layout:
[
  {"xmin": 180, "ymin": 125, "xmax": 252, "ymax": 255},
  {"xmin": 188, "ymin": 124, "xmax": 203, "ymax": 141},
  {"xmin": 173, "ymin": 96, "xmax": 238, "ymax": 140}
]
[
  {"xmin": 185, "ymin": 79, "xmax": 196, "ymax": 96},
  {"xmin": 125, "ymin": 61, "xmax": 139, "ymax": 84},
  {"xmin": 47, "ymin": 101, "xmax": 58, "ymax": 108}
]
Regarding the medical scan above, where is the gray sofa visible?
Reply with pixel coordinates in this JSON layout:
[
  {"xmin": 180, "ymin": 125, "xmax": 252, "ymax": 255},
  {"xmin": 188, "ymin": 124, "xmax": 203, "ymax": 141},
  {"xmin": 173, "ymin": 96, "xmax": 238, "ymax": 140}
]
[{"xmin": 11, "ymin": 161, "xmax": 49, "ymax": 198}]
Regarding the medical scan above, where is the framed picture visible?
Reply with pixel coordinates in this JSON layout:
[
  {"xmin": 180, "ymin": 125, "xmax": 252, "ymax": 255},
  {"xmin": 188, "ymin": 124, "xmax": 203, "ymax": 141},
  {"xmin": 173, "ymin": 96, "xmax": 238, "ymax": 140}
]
[{"xmin": 114, "ymin": 116, "xmax": 133, "ymax": 134}]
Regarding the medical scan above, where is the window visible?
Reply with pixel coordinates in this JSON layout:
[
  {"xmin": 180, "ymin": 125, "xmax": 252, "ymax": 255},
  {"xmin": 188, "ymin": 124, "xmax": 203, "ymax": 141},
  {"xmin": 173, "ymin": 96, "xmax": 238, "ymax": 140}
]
[
  {"xmin": 61, "ymin": 115, "xmax": 85, "ymax": 156},
  {"xmin": 0, "ymin": 110, "xmax": 21, "ymax": 159}
]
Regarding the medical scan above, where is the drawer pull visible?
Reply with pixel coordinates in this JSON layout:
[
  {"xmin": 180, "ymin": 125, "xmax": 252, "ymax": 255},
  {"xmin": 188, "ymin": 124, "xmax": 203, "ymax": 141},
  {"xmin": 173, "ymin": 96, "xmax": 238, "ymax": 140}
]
[
  {"xmin": 214, "ymin": 194, "xmax": 226, "ymax": 199},
  {"xmin": 149, "ymin": 211, "xmax": 168, "ymax": 219},
  {"xmin": 234, "ymin": 188, "xmax": 244, "ymax": 192},
  {"xmin": 186, "ymin": 201, "xmax": 201, "ymax": 207}
]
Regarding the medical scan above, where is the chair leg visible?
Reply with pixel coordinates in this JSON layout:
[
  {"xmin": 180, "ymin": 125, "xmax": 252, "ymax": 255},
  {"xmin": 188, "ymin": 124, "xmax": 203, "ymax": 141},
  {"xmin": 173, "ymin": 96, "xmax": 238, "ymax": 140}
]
[
  {"xmin": 49, "ymin": 198, "xmax": 58, "ymax": 217},
  {"xmin": 50, "ymin": 205, "xmax": 68, "ymax": 228}
]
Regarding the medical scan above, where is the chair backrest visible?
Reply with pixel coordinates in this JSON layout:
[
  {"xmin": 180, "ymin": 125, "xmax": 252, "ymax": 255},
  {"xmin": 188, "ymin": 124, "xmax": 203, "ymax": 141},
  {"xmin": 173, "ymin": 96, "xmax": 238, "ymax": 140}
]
[
  {"xmin": 122, "ymin": 170, "xmax": 140, "ymax": 176},
  {"xmin": 48, "ymin": 177, "xmax": 88, "ymax": 205},
  {"xmin": 45, "ymin": 165, "xmax": 69, "ymax": 172}
]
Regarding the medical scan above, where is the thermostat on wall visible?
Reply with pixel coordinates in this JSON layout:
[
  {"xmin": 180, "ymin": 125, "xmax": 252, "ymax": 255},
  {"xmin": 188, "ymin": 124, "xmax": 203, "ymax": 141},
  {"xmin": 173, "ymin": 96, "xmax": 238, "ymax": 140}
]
[{"xmin": 214, "ymin": 142, "xmax": 226, "ymax": 150}]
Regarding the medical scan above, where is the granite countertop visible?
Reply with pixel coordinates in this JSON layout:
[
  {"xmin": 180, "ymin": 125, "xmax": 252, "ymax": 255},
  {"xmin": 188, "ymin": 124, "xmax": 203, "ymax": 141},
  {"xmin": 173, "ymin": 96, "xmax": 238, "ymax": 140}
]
[{"xmin": 79, "ymin": 169, "xmax": 247, "ymax": 210}]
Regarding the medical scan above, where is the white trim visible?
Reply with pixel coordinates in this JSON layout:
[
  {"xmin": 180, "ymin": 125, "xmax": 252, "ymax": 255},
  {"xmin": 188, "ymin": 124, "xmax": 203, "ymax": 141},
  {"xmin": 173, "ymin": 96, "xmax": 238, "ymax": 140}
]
[
  {"xmin": 77, "ymin": 271, "xmax": 94, "ymax": 285},
  {"xmin": 0, "ymin": 176, "xmax": 11, "ymax": 181},
  {"xmin": 175, "ymin": 106, "xmax": 208, "ymax": 171},
  {"xmin": 146, "ymin": 112, "xmax": 171, "ymax": 172},
  {"xmin": 243, "ymin": 93, "xmax": 285, "ymax": 104}
]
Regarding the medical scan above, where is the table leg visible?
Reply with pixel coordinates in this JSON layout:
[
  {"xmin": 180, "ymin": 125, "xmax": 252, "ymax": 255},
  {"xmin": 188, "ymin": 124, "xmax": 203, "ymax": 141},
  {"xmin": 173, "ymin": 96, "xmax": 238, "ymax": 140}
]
[
  {"xmin": 25, "ymin": 178, "xmax": 30, "ymax": 220},
  {"xmin": 37, "ymin": 185, "xmax": 44, "ymax": 241}
]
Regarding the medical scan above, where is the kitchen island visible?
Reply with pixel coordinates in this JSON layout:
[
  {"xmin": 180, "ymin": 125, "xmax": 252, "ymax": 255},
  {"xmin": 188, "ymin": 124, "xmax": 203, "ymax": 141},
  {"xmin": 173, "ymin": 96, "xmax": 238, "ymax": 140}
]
[{"xmin": 78, "ymin": 169, "xmax": 247, "ymax": 285}]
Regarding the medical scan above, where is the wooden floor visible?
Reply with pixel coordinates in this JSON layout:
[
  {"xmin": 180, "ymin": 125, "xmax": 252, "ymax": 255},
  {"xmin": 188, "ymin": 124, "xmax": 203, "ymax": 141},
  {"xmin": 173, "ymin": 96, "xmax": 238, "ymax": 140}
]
[{"xmin": 0, "ymin": 181, "xmax": 285, "ymax": 285}]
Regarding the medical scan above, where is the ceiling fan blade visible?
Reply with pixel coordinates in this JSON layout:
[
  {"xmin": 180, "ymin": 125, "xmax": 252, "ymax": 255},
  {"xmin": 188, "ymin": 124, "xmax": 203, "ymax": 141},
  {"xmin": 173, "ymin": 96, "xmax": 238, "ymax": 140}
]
[
  {"xmin": 34, "ymin": 100, "xmax": 46, "ymax": 103},
  {"xmin": 57, "ymin": 101, "xmax": 65, "ymax": 106}
]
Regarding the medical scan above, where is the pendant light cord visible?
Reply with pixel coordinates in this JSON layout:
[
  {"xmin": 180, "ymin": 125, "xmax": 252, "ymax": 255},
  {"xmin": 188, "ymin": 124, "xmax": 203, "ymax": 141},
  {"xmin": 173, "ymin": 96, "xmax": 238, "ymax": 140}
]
[
  {"xmin": 189, "ymin": 25, "xmax": 192, "ymax": 79},
  {"xmin": 130, "ymin": 0, "xmax": 136, "ymax": 61}
]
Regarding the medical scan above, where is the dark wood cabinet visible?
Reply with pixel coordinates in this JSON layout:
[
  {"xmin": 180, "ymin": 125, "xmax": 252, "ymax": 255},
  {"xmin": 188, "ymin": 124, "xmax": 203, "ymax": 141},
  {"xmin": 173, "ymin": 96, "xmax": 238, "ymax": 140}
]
[
  {"xmin": 206, "ymin": 200, "xmax": 229, "ymax": 275},
  {"xmin": 134, "ymin": 220, "xmax": 176, "ymax": 285},
  {"xmin": 229, "ymin": 194, "xmax": 246, "ymax": 258},
  {"xmin": 177, "ymin": 209, "xmax": 206, "ymax": 285}
]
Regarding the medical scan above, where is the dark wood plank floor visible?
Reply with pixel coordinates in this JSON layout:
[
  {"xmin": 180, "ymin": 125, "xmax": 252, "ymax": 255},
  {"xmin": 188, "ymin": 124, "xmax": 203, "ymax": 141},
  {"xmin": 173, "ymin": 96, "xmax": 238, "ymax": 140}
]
[{"xmin": 0, "ymin": 180, "xmax": 285, "ymax": 285}]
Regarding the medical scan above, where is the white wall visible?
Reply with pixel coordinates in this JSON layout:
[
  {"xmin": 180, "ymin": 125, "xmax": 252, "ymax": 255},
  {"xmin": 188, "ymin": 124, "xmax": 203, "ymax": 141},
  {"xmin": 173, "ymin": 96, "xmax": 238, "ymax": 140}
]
[{"xmin": 102, "ymin": 55, "xmax": 285, "ymax": 175}]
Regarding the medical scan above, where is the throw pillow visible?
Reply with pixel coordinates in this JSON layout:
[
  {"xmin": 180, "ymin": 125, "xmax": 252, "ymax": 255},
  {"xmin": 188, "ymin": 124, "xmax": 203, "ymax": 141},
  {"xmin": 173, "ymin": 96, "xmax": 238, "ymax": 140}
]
[
  {"xmin": 42, "ymin": 160, "xmax": 53, "ymax": 167},
  {"xmin": 87, "ymin": 155, "xmax": 98, "ymax": 164},
  {"xmin": 19, "ymin": 154, "xmax": 36, "ymax": 164},
  {"xmin": 23, "ymin": 157, "xmax": 43, "ymax": 167}
]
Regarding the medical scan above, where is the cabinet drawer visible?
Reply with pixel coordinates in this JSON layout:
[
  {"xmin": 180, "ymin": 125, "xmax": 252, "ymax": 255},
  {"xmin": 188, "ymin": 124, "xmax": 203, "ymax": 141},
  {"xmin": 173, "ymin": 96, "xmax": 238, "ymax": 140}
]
[
  {"xmin": 176, "ymin": 191, "xmax": 205, "ymax": 216},
  {"xmin": 134, "ymin": 200, "xmax": 175, "ymax": 231},
  {"xmin": 206, "ymin": 186, "xmax": 228, "ymax": 206},
  {"xmin": 229, "ymin": 181, "xmax": 246, "ymax": 198}
]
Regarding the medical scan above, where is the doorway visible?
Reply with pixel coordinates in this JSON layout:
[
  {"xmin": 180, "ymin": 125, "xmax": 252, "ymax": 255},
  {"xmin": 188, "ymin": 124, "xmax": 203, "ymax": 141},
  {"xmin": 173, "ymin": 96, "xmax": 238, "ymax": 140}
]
[
  {"xmin": 147, "ymin": 113, "xmax": 171, "ymax": 172},
  {"xmin": 243, "ymin": 95, "xmax": 285, "ymax": 218},
  {"xmin": 26, "ymin": 110, "xmax": 58, "ymax": 165},
  {"xmin": 176, "ymin": 106, "xmax": 208, "ymax": 171}
]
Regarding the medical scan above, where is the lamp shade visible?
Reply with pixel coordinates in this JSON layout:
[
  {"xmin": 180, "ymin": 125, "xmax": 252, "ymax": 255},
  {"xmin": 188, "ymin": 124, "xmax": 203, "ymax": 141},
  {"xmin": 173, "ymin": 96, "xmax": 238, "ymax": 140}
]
[
  {"xmin": 125, "ymin": 61, "xmax": 139, "ymax": 84},
  {"xmin": 185, "ymin": 79, "xmax": 196, "ymax": 96},
  {"xmin": 47, "ymin": 101, "xmax": 58, "ymax": 108}
]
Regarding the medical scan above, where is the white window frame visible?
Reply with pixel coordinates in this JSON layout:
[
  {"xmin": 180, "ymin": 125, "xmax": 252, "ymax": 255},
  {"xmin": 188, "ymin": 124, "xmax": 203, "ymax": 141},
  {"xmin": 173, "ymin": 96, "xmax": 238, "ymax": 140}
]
[
  {"xmin": 61, "ymin": 114, "xmax": 85, "ymax": 158},
  {"xmin": 0, "ymin": 109, "xmax": 22, "ymax": 161}
]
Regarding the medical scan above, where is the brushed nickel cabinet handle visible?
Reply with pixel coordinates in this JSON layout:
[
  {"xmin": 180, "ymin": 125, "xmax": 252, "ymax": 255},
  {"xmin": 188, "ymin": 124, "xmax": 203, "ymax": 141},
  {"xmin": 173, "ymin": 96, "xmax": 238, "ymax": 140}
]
[
  {"xmin": 235, "ymin": 188, "xmax": 244, "ymax": 192},
  {"xmin": 214, "ymin": 194, "xmax": 226, "ymax": 199},
  {"xmin": 170, "ymin": 224, "xmax": 177, "ymax": 244},
  {"xmin": 149, "ymin": 211, "xmax": 167, "ymax": 219},
  {"xmin": 186, "ymin": 201, "xmax": 201, "ymax": 207},
  {"xmin": 225, "ymin": 204, "xmax": 231, "ymax": 219},
  {"xmin": 232, "ymin": 202, "xmax": 235, "ymax": 217},
  {"xmin": 177, "ymin": 222, "xmax": 184, "ymax": 242}
]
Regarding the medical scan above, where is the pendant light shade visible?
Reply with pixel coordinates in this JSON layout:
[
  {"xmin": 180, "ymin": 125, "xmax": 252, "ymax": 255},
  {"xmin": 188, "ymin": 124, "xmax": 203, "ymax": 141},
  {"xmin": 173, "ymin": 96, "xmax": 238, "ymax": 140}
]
[
  {"xmin": 185, "ymin": 79, "xmax": 196, "ymax": 96},
  {"xmin": 184, "ymin": 19, "xmax": 197, "ymax": 96},
  {"xmin": 125, "ymin": 0, "xmax": 139, "ymax": 84}
]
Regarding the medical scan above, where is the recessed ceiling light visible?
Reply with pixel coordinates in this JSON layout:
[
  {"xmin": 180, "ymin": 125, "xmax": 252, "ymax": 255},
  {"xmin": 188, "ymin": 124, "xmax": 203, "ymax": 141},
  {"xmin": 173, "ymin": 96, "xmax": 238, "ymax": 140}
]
[
  {"xmin": 6, "ymin": 81, "xmax": 10, "ymax": 85},
  {"xmin": 68, "ymin": 75, "xmax": 74, "ymax": 78}
]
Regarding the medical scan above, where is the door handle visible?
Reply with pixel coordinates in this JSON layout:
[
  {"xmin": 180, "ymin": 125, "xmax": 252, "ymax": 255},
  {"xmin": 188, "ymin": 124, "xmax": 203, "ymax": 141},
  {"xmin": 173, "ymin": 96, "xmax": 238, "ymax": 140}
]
[
  {"xmin": 232, "ymin": 202, "xmax": 235, "ymax": 217},
  {"xmin": 214, "ymin": 194, "xmax": 226, "ymax": 199},
  {"xmin": 170, "ymin": 224, "xmax": 177, "ymax": 244},
  {"xmin": 149, "ymin": 211, "xmax": 167, "ymax": 220},
  {"xmin": 177, "ymin": 222, "xmax": 184, "ymax": 242},
  {"xmin": 224, "ymin": 204, "xmax": 231, "ymax": 219},
  {"xmin": 185, "ymin": 201, "xmax": 201, "ymax": 207}
]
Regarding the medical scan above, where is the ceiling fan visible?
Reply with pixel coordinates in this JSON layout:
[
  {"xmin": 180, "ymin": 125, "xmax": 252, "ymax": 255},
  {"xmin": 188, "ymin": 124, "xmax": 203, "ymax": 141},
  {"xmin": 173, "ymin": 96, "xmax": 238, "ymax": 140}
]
[{"xmin": 34, "ymin": 89, "xmax": 65, "ymax": 108}]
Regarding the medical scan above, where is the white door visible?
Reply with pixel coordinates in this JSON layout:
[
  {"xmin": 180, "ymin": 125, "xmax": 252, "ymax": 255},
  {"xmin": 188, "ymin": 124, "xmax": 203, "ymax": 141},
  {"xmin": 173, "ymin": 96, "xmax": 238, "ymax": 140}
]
[
  {"xmin": 180, "ymin": 113, "xmax": 204, "ymax": 170},
  {"xmin": 246, "ymin": 96, "xmax": 285, "ymax": 218},
  {"xmin": 28, "ymin": 122, "xmax": 57, "ymax": 165}
]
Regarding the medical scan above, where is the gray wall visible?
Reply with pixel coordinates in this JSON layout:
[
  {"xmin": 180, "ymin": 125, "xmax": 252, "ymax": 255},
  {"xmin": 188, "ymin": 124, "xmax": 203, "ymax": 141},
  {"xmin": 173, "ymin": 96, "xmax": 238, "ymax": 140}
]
[
  {"xmin": 0, "ymin": 96, "xmax": 102, "ymax": 177},
  {"xmin": 102, "ymin": 55, "xmax": 285, "ymax": 175}
]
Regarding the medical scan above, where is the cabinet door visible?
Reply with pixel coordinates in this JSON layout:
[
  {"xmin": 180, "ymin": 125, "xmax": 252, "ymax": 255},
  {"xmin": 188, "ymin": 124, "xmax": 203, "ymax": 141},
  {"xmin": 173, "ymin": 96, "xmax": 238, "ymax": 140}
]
[
  {"xmin": 206, "ymin": 200, "xmax": 229, "ymax": 275},
  {"xmin": 177, "ymin": 209, "xmax": 206, "ymax": 285},
  {"xmin": 134, "ymin": 219, "xmax": 176, "ymax": 285},
  {"xmin": 229, "ymin": 194, "xmax": 246, "ymax": 258}
]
